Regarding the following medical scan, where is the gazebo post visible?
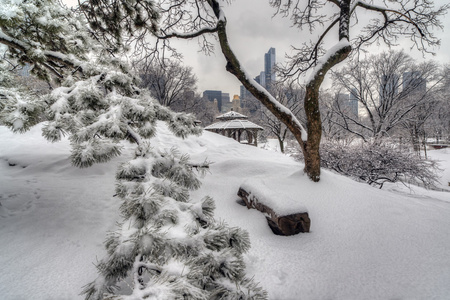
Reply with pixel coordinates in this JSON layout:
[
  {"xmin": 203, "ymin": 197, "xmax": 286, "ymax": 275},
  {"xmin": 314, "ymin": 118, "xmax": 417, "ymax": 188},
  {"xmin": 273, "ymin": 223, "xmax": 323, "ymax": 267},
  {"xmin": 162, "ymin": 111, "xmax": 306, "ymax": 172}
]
[
  {"xmin": 254, "ymin": 130, "xmax": 258, "ymax": 146},
  {"xmin": 248, "ymin": 131, "xmax": 253, "ymax": 144}
]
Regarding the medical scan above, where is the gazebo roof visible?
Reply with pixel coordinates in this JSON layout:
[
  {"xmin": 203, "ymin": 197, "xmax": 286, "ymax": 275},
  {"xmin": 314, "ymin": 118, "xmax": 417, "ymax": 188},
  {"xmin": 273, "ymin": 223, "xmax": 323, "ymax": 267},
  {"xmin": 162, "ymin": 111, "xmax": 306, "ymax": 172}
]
[
  {"xmin": 204, "ymin": 119, "xmax": 263, "ymax": 131},
  {"xmin": 216, "ymin": 111, "xmax": 248, "ymax": 120}
]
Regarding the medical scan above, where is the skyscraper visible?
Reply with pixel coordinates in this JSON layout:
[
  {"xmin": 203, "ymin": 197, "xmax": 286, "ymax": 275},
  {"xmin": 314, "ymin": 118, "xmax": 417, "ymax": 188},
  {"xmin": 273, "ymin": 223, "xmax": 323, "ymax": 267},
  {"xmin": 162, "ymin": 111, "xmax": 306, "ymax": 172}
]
[
  {"xmin": 264, "ymin": 47, "xmax": 276, "ymax": 89},
  {"xmin": 380, "ymin": 74, "xmax": 400, "ymax": 103},
  {"xmin": 403, "ymin": 71, "xmax": 426, "ymax": 94},
  {"xmin": 203, "ymin": 90, "xmax": 223, "ymax": 112},
  {"xmin": 336, "ymin": 92, "xmax": 358, "ymax": 118},
  {"xmin": 240, "ymin": 47, "xmax": 276, "ymax": 112},
  {"xmin": 349, "ymin": 88, "xmax": 359, "ymax": 117}
]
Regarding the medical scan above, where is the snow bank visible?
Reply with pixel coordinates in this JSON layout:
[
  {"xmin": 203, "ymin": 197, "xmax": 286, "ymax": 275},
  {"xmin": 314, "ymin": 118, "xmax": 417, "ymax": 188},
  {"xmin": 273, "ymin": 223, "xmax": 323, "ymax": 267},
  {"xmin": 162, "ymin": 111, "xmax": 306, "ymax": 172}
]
[{"xmin": 1, "ymin": 123, "xmax": 450, "ymax": 299}]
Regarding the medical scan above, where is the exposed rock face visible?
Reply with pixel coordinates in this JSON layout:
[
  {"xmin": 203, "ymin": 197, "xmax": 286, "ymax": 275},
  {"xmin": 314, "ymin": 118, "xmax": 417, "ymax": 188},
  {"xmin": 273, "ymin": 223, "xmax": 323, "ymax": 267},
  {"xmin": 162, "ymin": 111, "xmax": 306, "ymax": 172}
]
[{"xmin": 237, "ymin": 187, "xmax": 310, "ymax": 236}]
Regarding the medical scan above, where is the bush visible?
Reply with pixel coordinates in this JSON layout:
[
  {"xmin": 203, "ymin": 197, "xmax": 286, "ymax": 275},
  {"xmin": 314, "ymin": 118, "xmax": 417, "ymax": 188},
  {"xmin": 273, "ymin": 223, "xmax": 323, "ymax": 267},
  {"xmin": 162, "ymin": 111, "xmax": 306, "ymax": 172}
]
[{"xmin": 293, "ymin": 139, "xmax": 440, "ymax": 189}]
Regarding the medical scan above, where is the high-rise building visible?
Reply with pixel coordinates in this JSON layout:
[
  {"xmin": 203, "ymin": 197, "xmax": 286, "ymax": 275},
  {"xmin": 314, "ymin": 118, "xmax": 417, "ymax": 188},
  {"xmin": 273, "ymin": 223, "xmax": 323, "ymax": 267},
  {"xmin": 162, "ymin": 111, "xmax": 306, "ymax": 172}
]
[
  {"xmin": 239, "ymin": 47, "xmax": 276, "ymax": 114},
  {"xmin": 240, "ymin": 85, "xmax": 246, "ymax": 101},
  {"xmin": 264, "ymin": 48, "xmax": 276, "ymax": 89},
  {"xmin": 232, "ymin": 95, "xmax": 241, "ymax": 112},
  {"xmin": 221, "ymin": 93, "xmax": 232, "ymax": 112},
  {"xmin": 337, "ymin": 92, "xmax": 358, "ymax": 118},
  {"xmin": 349, "ymin": 88, "xmax": 359, "ymax": 117},
  {"xmin": 222, "ymin": 93, "xmax": 230, "ymax": 104},
  {"xmin": 259, "ymin": 71, "xmax": 266, "ymax": 87},
  {"xmin": 403, "ymin": 71, "xmax": 426, "ymax": 94},
  {"xmin": 203, "ymin": 90, "xmax": 223, "ymax": 112},
  {"xmin": 380, "ymin": 74, "xmax": 400, "ymax": 103}
]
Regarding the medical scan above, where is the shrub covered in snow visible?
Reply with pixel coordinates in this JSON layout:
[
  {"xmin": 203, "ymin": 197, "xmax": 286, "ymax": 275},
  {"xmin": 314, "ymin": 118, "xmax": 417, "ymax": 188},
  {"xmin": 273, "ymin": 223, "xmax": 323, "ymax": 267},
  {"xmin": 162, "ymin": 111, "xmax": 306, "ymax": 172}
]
[{"xmin": 294, "ymin": 140, "xmax": 440, "ymax": 189}]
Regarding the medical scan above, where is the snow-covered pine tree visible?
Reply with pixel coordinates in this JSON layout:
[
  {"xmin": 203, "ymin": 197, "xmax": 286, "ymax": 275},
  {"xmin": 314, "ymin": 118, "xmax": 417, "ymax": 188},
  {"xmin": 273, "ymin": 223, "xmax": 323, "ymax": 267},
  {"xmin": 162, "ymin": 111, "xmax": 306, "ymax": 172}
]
[
  {"xmin": 0, "ymin": 0, "xmax": 266, "ymax": 298},
  {"xmin": 83, "ymin": 144, "xmax": 267, "ymax": 299},
  {"xmin": 0, "ymin": 64, "xmax": 44, "ymax": 132}
]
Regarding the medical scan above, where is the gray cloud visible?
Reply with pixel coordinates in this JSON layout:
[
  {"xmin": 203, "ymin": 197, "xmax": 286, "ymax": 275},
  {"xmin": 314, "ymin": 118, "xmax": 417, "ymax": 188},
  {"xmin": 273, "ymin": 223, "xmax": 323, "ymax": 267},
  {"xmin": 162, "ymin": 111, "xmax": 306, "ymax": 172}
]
[{"xmin": 180, "ymin": 0, "xmax": 450, "ymax": 96}]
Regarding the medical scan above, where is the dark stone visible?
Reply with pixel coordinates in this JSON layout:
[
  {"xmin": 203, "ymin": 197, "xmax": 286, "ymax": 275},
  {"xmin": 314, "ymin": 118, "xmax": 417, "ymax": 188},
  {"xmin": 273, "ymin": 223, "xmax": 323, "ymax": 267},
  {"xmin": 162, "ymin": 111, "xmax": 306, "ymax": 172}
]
[{"xmin": 237, "ymin": 187, "xmax": 310, "ymax": 236}]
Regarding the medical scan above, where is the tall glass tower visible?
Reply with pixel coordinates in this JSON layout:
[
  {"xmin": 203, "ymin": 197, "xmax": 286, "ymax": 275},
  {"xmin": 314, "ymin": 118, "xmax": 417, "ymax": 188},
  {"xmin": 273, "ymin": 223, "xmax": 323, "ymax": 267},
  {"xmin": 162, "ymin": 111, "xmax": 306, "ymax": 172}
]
[{"xmin": 264, "ymin": 48, "xmax": 276, "ymax": 89}]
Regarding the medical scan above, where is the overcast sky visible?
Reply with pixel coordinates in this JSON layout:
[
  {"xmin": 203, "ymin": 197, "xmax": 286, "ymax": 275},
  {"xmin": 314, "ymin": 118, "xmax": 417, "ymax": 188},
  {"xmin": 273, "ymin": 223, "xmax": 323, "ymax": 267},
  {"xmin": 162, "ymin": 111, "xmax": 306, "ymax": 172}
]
[
  {"xmin": 169, "ymin": 0, "xmax": 450, "ymax": 97},
  {"xmin": 64, "ymin": 0, "xmax": 450, "ymax": 97}
]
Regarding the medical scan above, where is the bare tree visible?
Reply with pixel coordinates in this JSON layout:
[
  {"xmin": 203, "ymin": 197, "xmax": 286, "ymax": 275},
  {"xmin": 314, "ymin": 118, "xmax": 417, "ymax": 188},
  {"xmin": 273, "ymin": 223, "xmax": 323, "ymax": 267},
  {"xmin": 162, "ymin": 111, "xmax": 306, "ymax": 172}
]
[
  {"xmin": 171, "ymin": 91, "xmax": 220, "ymax": 126},
  {"xmin": 138, "ymin": 59, "xmax": 197, "ymax": 107},
  {"xmin": 137, "ymin": 59, "xmax": 219, "ymax": 125},
  {"xmin": 426, "ymin": 65, "xmax": 450, "ymax": 143},
  {"xmin": 262, "ymin": 81, "xmax": 304, "ymax": 153},
  {"xmin": 81, "ymin": 0, "xmax": 448, "ymax": 182},
  {"xmin": 330, "ymin": 50, "xmax": 442, "ymax": 142},
  {"xmin": 320, "ymin": 90, "xmax": 357, "ymax": 141}
]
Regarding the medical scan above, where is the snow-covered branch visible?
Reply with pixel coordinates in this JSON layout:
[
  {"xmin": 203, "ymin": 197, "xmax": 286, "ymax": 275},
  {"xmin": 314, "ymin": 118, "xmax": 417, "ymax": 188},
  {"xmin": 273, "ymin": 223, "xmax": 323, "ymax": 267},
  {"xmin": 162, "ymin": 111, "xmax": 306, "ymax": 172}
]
[{"xmin": 157, "ymin": 24, "xmax": 219, "ymax": 39}]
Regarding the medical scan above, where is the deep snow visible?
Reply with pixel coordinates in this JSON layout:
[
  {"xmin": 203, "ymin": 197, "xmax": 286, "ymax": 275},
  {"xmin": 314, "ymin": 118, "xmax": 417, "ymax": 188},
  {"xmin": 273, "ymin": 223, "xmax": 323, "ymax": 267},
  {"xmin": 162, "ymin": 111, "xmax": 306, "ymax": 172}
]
[{"xmin": 1, "ymin": 123, "xmax": 450, "ymax": 300}]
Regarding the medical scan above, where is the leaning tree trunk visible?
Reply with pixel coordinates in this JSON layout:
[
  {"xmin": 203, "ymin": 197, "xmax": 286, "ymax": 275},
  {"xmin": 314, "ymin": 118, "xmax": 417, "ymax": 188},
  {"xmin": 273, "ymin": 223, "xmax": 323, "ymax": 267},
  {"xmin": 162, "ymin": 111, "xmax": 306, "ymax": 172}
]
[
  {"xmin": 301, "ymin": 0, "xmax": 352, "ymax": 181},
  {"xmin": 208, "ymin": 0, "xmax": 351, "ymax": 182}
]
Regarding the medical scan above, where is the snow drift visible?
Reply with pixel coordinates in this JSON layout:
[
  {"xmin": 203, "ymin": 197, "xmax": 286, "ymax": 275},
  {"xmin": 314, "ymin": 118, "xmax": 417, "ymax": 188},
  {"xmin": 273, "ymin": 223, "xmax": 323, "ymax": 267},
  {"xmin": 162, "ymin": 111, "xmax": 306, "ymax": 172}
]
[{"xmin": 1, "ymin": 123, "xmax": 450, "ymax": 299}]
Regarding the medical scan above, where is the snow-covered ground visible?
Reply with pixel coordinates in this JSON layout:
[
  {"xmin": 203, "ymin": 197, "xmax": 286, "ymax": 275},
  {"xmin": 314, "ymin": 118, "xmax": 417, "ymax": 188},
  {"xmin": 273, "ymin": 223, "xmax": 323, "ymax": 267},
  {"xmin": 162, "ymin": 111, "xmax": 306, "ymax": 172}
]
[{"xmin": 1, "ymin": 123, "xmax": 450, "ymax": 300}]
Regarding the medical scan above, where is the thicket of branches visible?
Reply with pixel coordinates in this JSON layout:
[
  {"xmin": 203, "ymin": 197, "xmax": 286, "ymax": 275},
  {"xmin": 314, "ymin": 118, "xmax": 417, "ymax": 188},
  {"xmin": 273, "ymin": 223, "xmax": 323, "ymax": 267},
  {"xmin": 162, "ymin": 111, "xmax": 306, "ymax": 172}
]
[
  {"xmin": 292, "ymin": 139, "xmax": 440, "ymax": 189},
  {"xmin": 80, "ymin": 0, "xmax": 449, "ymax": 182},
  {"xmin": 329, "ymin": 50, "xmax": 444, "ymax": 142}
]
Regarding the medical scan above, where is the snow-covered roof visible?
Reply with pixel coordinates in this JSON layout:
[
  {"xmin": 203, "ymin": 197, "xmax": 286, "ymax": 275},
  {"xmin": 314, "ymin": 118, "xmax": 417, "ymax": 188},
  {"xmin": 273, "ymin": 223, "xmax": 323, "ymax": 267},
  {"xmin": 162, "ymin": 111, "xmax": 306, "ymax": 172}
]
[
  {"xmin": 204, "ymin": 119, "xmax": 263, "ymax": 130},
  {"xmin": 216, "ymin": 111, "xmax": 248, "ymax": 120}
]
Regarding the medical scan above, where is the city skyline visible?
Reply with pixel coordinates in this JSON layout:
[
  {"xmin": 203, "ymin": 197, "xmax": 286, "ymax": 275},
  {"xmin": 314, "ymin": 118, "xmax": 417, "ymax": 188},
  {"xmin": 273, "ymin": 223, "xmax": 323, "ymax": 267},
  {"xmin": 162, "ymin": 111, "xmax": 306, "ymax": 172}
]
[
  {"xmin": 170, "ymin": 0, "xmax": 450, "ymax": 98},
  {"xmin": 62, "ymin": 0, "xmax": 450, "ymax": 98}
]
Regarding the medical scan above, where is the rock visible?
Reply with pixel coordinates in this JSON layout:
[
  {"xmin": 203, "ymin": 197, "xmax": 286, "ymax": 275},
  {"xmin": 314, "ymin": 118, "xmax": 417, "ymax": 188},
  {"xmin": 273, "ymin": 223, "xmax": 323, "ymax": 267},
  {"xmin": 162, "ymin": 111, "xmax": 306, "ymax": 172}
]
[{"xmin": 237, "ymin": 187, "xmax": 310, "ymax": 236}]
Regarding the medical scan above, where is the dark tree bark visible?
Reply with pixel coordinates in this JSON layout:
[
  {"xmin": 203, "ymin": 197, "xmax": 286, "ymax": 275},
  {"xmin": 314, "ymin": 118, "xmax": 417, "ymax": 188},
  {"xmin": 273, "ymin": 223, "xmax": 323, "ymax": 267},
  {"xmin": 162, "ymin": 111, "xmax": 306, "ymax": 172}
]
[
  {"xmin": 105, "ymin": 0, "xmax": 448, "ymax": 182},
  {"xmin": 207, "ymin": 0, "xmax": 353, "ymax": 181}
]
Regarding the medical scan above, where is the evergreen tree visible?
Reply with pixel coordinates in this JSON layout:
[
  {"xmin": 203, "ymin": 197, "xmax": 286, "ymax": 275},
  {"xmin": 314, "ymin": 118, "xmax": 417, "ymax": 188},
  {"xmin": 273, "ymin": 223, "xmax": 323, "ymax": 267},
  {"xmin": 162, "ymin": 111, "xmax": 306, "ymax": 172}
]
[
  {"xmin": 0, "ymin": 0, "xmax": 266, "ymax": 298},
  {"xmin": 0, "ymin": 64, "xmax": 44, "ymax": 132}
]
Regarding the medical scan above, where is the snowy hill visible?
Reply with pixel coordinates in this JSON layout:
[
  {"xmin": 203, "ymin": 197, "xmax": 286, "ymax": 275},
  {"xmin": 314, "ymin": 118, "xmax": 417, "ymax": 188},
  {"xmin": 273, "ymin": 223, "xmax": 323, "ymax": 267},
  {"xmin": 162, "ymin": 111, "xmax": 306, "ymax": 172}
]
[{"xmin": 1, "ymin": 123, "xmax": 450, "ymax": 299}]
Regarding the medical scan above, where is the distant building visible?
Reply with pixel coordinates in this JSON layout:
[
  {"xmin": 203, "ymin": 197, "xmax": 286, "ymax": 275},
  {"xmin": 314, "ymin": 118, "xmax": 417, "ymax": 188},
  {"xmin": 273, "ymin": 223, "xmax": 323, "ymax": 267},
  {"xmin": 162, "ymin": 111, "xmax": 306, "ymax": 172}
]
[
  {"xmin": 222, "ymin": 99, "xmax": 233, "ymax": 112},
  {"xmin": 348, "ymin": 88, "xmax": 359, "ymax": 117},
  {"xmin": 222, "ymin": 93, "xmax": 230, "ymax": 104},
  {"xmin": 232, "ymin": 95, "xmax": 241, "ymax": 112},
  {"xmin": 203, "ymin": 90, "xmax": 223, "ymax": 112},
  {"xmin": 240, "ymin": 86, "xmax": 246, "ymax": 101},
  {"xmin": 380, "ymin": 74, "xmax": 400, "ymax": 103},
  {"xmin": 239, "ymin": 47, "xmax": 276, "ymax": 114},
  {"xmin": 258, "ymin": 71, "xmax": 266, "ymax": 87},
  {"xmin": 264, "ymin": 47, "xmax": 276, "ymax": 89},
  {"xmin": 337, "ymin": 92, "xmax": 358, "ymax": 118},
  {"xmin": 403, "ymin": 71, "xmax": 426, "ymax": 94}
]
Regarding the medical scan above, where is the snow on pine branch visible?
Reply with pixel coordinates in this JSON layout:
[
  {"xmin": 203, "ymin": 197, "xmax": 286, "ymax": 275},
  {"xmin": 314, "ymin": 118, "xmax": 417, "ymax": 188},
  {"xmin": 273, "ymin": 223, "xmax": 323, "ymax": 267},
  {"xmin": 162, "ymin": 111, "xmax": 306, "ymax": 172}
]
[
  {"xmin": 2, "ymin": 0, "xmax": 267, "ymax": 298},
  {"xmin": 0, "ymin": 67, "xmax": 44, "ymax": 133},
  {"xmin": 83, "ymin": 144, "xmax": 267, "ymax": 300}
]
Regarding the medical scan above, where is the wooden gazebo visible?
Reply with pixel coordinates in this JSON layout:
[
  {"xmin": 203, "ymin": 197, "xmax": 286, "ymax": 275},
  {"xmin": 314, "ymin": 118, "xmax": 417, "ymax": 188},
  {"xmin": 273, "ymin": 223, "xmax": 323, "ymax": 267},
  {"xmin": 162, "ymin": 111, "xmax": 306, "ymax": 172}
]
[{"xmin": 204, "ymin": 111, "xmax": 263, "ymax": 146}]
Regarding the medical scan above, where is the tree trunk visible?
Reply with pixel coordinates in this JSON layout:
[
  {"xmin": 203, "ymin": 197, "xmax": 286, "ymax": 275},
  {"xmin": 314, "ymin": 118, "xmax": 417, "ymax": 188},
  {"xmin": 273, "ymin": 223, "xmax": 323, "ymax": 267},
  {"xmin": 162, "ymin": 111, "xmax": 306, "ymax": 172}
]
[
  {"xmin": 278, "ymin": 136, "xmax": 285, "ymax": 153},
  {"xmin": 209, "ymin": 0, "xmax": 351, "ymax": 182},
  {"xmin": 303, "ymin": 87, "xmax": 322, "ymax": 181}
]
